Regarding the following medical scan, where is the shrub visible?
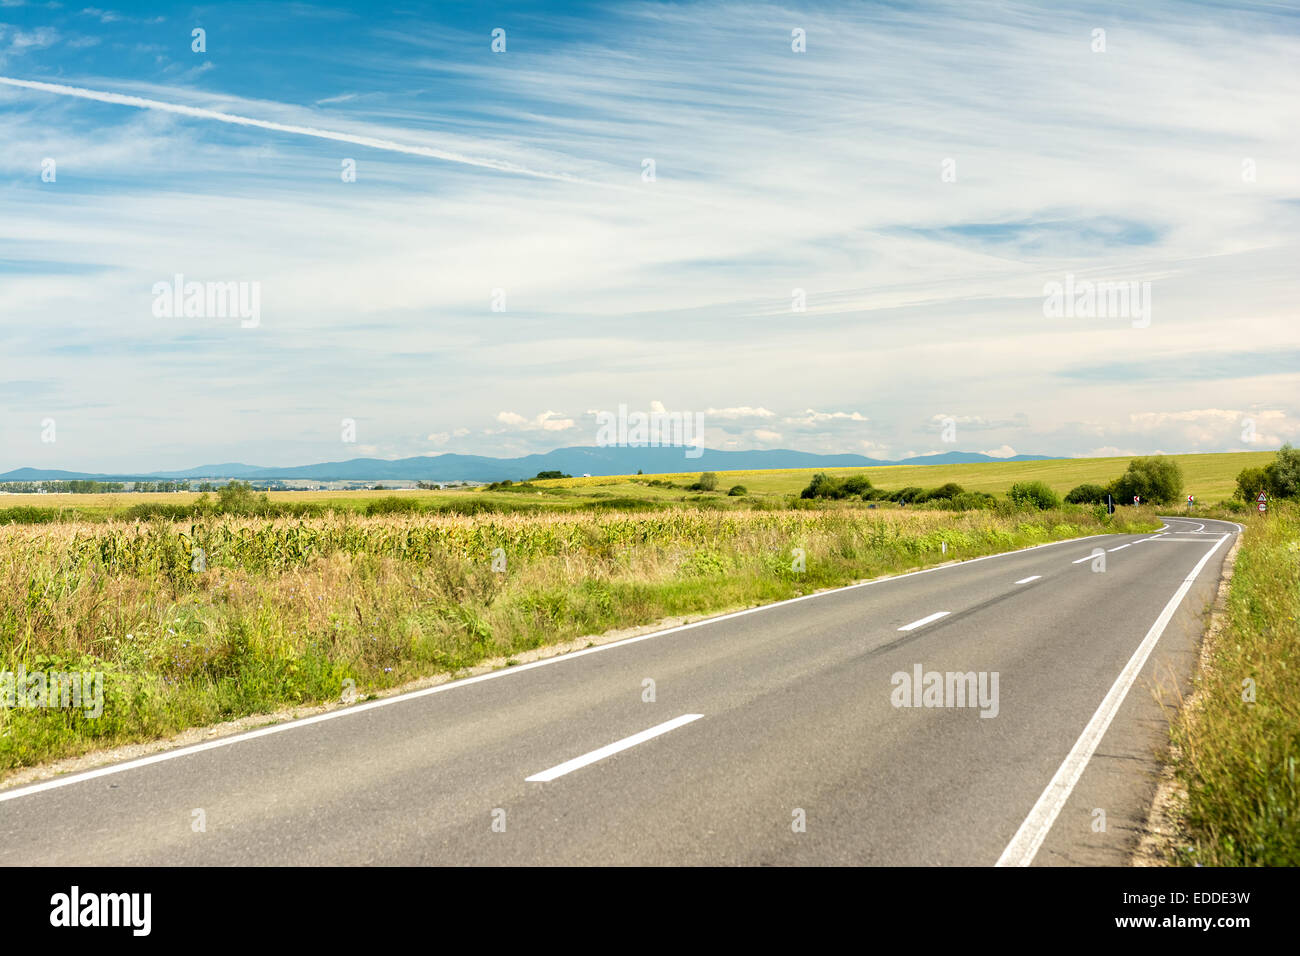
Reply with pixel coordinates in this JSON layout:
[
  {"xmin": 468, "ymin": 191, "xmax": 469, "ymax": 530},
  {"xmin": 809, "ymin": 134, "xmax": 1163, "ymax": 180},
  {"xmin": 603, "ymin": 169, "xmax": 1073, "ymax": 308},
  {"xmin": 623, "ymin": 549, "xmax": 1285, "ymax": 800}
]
[
  {"xmin": 799, "ymin": 472, "xmax": 874, "ymax": 500},
  {"xmin": 215, "ymin": 480, "xmax": 265, "ymax": 514},
  {"xmin": 121, "ymin": 503, "xmax": 195, "ymax": 521},
  {"xmin": 946, "ymin": 491, "xmax": 996, "ymax": 511},
  {"xmin": 914, "ymin": 482, "xmax": 965, "ymax": 504},
  {"xmin": 0, "ymin": 506, "xmax": 68, "ymax": 524},
  {"xmin": 365, "ymin": 496, "xmax": 421, "ymax": 516},
  {"xmin": 841, "ymin": 475, "xmax": 873, "ymax": 496},
  {"xmin": 1007, "ymin": 480, "xmax": 1061, "ymax": 510},
  {"xmin": 727, "ymin": 485, "xmax": 748, "ymax": 496},
  {"xmin": 1065, "ymin": 483, "xmax": 1109, "ymax": 505},
  {"xmin": 691, "ymin": 472, "xmax": 719, "ymax": 492},
  {"xmin": 584, "ymin": 497, "xmax": 668, "ymax": 511},
  {"xmin": 799, "ymin": 472, "xmax": 842, "ymax": 499}
]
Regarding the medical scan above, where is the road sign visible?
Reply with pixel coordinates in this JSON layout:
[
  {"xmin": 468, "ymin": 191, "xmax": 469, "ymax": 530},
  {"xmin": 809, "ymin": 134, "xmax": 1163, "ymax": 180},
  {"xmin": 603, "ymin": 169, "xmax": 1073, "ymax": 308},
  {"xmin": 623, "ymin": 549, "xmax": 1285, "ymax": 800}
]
[
  {"xmin": 1258, "ymin": 492, "xmax": 1267, "ymax": 514},
  {"xmin": 1188, "ymin": 494, "xmax": 1193, "ymax": 505},
  {"xmin": 1133, "ymin": 495, "xmax": 1140, "ymax": 505}
]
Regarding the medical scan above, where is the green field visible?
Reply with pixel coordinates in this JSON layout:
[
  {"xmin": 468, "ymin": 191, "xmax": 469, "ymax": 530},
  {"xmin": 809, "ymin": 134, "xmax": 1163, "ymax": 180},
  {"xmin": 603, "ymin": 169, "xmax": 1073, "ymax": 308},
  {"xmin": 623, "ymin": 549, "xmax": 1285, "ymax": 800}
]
[
  {"xmin": 1, "ymin": 450, "xmax": 1276, "ymax": 523},
  {"xmin": 534, "ymin": 450, "xmax": 1275, "ymax": 503}
]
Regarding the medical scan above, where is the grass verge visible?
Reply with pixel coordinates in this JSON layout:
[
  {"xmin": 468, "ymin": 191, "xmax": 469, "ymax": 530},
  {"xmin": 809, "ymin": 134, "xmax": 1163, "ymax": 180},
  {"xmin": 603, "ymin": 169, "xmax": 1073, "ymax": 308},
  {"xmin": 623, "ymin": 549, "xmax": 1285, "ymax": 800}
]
[{"xmin": 1167, "ymin": 502, "xmax": 1299, "ymax": 865}]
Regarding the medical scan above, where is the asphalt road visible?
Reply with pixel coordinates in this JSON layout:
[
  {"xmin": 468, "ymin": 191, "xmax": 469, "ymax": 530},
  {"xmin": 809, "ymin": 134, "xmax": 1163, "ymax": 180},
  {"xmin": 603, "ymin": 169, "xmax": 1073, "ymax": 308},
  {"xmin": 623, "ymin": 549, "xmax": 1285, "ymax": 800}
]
[{"xmin": 0, "ymin": 516, "xmax": 1239, "ymax": 866}]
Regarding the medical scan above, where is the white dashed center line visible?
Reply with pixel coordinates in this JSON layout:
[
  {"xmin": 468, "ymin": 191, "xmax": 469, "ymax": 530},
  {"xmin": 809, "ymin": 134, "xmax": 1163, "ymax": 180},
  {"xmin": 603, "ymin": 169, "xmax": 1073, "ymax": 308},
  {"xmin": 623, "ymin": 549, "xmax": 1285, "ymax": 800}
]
[
  {"xmin": 525, "ymin": 714, "xmax": 704, "ymax": 782},
  {"xmin": 898, "ymin": 611, "xmax": 950, "ymax": 632}
]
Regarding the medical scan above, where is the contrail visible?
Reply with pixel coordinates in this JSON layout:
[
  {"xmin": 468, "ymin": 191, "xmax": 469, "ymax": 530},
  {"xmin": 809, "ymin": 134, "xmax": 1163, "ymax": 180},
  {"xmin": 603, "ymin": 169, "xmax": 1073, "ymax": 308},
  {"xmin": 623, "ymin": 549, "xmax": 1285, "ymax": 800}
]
[{"xmin": 0, "ymin": 75, "xmax": 587, "ymax": 184}]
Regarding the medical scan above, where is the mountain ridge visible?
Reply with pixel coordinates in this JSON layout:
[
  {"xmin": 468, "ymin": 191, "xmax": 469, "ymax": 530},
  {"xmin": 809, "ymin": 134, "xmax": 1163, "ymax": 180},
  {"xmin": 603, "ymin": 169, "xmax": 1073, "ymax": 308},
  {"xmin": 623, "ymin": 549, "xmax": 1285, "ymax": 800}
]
[{"xmin": 1, "ymin": 447, "xmax": 1062, "ymax": 483}]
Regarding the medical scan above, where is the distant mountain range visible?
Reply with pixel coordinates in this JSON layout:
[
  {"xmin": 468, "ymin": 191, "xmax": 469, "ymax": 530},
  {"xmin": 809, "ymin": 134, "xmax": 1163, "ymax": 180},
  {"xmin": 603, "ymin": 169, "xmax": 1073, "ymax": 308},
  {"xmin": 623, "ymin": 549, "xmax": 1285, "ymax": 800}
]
[{"xmin": 0, "ymin": 447, "xmax": 1061, "ymax": 484}]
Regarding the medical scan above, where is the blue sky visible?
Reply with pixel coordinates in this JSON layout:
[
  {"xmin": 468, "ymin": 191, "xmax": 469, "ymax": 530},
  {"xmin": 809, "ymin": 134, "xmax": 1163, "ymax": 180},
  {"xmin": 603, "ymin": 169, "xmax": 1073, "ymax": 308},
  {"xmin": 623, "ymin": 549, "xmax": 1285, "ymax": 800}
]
[{"xmin": 1, "ymin": 0, "xmax": 1298, "ymax": 472}]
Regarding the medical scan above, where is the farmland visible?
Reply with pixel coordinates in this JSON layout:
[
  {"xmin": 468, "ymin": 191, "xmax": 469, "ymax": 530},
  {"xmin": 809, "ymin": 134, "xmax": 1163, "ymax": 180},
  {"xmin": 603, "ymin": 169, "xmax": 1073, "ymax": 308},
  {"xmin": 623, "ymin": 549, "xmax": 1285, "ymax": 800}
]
[
  {"xmin": 0, "ymin": 449, "xmax": 1277, "ymax": 519},
  {"xmin": 533, "ymin": 450, "xmax": 1276, "ymax": 503}
]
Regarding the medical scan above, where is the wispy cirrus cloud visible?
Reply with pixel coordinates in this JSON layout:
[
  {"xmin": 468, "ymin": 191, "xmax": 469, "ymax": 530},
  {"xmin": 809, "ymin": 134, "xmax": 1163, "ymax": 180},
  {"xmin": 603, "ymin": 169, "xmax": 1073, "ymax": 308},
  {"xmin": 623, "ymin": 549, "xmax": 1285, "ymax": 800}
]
[{"xmin": 0, "ymin": 75, "xmax": 596, "ymax": 183}]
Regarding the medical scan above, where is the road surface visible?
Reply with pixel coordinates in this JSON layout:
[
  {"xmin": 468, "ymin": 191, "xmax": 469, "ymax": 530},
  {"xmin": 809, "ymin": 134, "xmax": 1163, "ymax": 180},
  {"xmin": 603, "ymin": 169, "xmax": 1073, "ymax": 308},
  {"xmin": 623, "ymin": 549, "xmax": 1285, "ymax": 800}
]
[{"xmin": 0, "ymin": 516, "xmax": 1239, "ymax": 866}]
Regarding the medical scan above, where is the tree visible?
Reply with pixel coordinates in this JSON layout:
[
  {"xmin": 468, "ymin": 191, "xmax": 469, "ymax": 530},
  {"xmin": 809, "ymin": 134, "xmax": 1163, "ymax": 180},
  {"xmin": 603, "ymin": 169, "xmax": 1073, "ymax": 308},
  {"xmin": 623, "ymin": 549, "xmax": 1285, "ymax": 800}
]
[
  {"xmin": 1236, "ymin": 445, "xmax": 1300, "ymax": 501},
  {"xmin": 1234, "ymin": 465, "xmax": 1275, "ymax": 502},
  {"xmin": 1273, "ymin": 444, "xmax": 1300, "ymax": 498},
  {"xmin": 1109, "ymin": 455, "xmax": 1183, "ymax": 505}
]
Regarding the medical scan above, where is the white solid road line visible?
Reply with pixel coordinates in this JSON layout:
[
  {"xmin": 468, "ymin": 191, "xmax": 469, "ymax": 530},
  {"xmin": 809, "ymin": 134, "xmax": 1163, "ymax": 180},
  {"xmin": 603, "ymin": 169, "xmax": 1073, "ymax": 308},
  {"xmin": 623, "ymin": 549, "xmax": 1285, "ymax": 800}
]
[
  {"xmin": 898, "ymin": 611, "xmax": 950, "ymax": 632},
  {"xmin": 525, "ymin": 714, "xmax": 704, "ymax": 782},
  {"xmin": 0, "ymin": 528, "xmax": 1134, "ymax": 805},
  {"xmin": 995, "ymin": 533, "xmax": 1231, "ymax": 867},
  {"xmin": 1015, "ymin": 576, "xmax": 1041, "ymax": 584},
  {"xmin": 1107, "ymin": 544, "xmax": 1131, "ymax": 552}
]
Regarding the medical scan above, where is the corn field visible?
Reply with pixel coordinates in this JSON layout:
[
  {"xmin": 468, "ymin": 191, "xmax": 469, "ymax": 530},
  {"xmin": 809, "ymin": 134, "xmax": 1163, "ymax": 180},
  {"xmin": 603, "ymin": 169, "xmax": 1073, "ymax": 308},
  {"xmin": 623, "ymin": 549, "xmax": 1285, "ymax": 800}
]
[{"xmin": 0, "ymin": 505, "xmax": 1152, "ymax": 775}]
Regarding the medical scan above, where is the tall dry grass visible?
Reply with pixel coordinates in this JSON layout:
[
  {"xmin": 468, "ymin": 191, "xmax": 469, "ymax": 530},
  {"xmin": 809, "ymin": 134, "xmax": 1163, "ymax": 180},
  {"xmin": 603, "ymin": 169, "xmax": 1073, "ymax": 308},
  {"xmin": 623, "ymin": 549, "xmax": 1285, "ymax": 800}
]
[{"xmin": 0, "ymin": 505, "xmax": 1154, "ymax": 775}]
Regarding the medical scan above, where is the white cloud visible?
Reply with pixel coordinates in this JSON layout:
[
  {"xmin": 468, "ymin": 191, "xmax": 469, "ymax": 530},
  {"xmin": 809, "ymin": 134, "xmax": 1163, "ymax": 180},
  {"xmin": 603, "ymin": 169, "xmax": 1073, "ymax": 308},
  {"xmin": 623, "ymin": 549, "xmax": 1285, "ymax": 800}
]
[
  {"xmin": 425, "ymin": 428, "xmax": 469, "ymax": 445},
  {"xmin": 493, "ymin": 410, "xmax": 575, "ymax": 433},
  {"xmin": 81, "ymin": 8, "xmax": 122, "ymax": 24},
  {"xmin": 752, "ymin": 428, "xmax": 782, "ymax": 443},
  {"xmin": 8, "ymin": 28, "xmax": 58, "ymax": 51},
  {"xmin": 929, "ymin": 413, "xmax": 1027, "ymax": 431},
  {"xmin": 784, "ymin": 409, "xmax": 869, "ymax": 427},
  {"xmin": 982, "ymin": 445, "xmax": 1017, "ymax": 458},
  {"xmin": 703, "ymin": 405, "xmax": 777, "ymax": 419},
  {"xmin": 1126, "ymin": 408, "xmax": 1294, "ymax": 447}
]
